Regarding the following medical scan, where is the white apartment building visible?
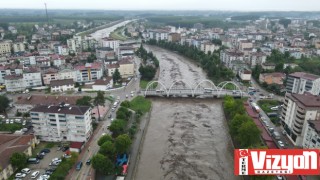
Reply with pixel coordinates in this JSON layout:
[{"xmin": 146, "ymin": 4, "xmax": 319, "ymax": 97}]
[
  {"xmin": 50, "ymin": 79, "xmax": 75, "ymax": 92},
  {"xmin": 23, "ymin": 68, "xmax": 42, "ymax": 88},
  {"xmin": 302, "ymin": 121, "xmax": 320, "ymax": 148},
  {"xmin": 220, "ymin": 49, "xmax": 245, "ymax": 68},
  {"xmin": 281, "ymin": 93, "xmax": 320, "ymax": 147},
  {"xmin": 100, "ymin": 38, "xmax": 119, "ymax": 52},
  {"xmin": 30, "ymin": 105, "xmax": 92, "ymax": 142},
  {"xmin": 58, "ymin": 69, "xmax": 77, "ymax": 82},
  {"xmin": 286, "ymin": 72, "xmax": 320, "ymax": 95},
  {"xmin": 200, "ymin": 43, "xmax": 218, "ymax": 54},
  {"xmin": 148, "ymin": 30, "xmax": 169, "ymax": 41},
  {"xmin": 248, "ymin": 52, "xmax": 267, "ymax": 68},
  {"xmin": 0, "ymin": 64, "xmax": 23, "ymax": 84},
  {"xmin": 0, "ymin": 40, "xmax": 11, "ymax": 56},
  {"xmin": 4, "ymin": 75, "xmax": 26, "ymax": 92},
  {"xmin": 13, "ymin": 42, "xmax": 25, "ymax": 53}
]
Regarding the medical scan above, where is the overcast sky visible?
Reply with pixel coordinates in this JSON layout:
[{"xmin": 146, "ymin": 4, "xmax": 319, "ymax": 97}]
[{"xmin": 2, "ymin": 0, "xmax": 320, "ymax": 11}]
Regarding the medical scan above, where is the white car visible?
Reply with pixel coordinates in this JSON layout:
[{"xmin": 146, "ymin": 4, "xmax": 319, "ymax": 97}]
[
  {"xmin": 10, "ymin": 119, "xmax": 14, "ymax": 124},
  {"xmin": 51, "ymin": 158, "xmax": 61, "ymax": 162},
  {"xmin": 5, "ymin": 119, "xmax": 9, "ymax": 124},
  {"xmin": 15, "ymin": 173, "xmax": 26, "ymax": 178},
  {"xmin": 38, "ymin": 174, "xmax": 50, "ymax": 180},
  {"xmin": 31, "ymin": 171, "xmax": 40, "ymax": 179},
  {"xmin": 22, "ymin": 120, "xmax": 26, "ymax": 126},
  {"xmin": 278, "ymin": 141, "xmax": 285, "ymax": 148},
  {"xmin": 0, "ymin": 115, "xmax": 5, "ymax": 118},
  {"xmin": 21, "ymin": 168, "xmax": 31, "ymax": 174},
  {"xmin": 111, "ymin": 108, "xmax": 115, "ymax": 112},
  {"xmin": 111, "ymin": 118, "xmax": 114, "ymax": 121}
]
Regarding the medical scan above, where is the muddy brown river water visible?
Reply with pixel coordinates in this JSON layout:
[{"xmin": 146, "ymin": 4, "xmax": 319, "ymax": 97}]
[{"xmin": 135, "ymin": 46, "xmax": 239, "ymax": 180}]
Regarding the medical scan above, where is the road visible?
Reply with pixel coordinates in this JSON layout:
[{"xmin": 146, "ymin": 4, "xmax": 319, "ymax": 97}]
[
  {"xmin": 247, "ymin": 78, "xmax": 294, "ymax": 149},
  {"xmin": 69, "ymin": 56, "xmax": 141, "ymax": 180}
]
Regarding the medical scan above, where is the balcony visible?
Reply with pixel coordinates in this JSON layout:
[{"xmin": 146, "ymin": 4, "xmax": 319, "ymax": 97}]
[{"xmin": 293, "ymin": 126, "xmax": 302, "ymax": 135}]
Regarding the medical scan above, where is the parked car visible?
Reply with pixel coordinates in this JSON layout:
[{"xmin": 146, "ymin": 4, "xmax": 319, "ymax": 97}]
[
  {"xmin": 21, "ymin": 168, "xmax": 31, "ymax": 174},
  {"xmin": 41, "ymin": 149, "xmax": 50, "ymax": 153},
  {"xmin": 10, "ymin": 119, "xmax": 14, "ymax": 124},
  {"xmin": 86, "ymin": 159, "xmax": 91, "ymax": 165},
  {"xmin": 61, "ymin": 146, "xmax": 69, "ymax": 152},
  {"xmin": 5, "ymin": 119, "xmax": 9, "ymax": 124},
  {"xmin": 268, "ymin": 127, "xmax": 274, "ymax": 133},
  {"xmin": 15, "ymin": 173, "xmax": 26, "ymax": 178},
  {"xmin": 22, "ymin": 120, "xmax": 26, "ymax": 126},
  {"xmin": 278, "ymin": 141, "xmax": 285, "ymax": 148},
  {"xmin": 282, "ymin": 130, "xmax": 287, "ymax": 135},
  {"xmin": 37, "ymin": 154, "xmax": 44, "ymax": 159},
  {"xmin": 108, "ymin": 114, "xmax": 112, "ymax": 118},
  {"xmin": 49, "ymin": 161, "xmax": 60, "ymax": 166},
  {"xmin": 76, "ymin": 161, "xmax": 83, "ymax": 171},
  {"xmin": 38, "ymin": 174, "xmax": 50, "ymax": 180},
  {"xmin": 31, "ymin": 171, "xmax": 40, "ymax": 179},
  {"xmin": 111, "ymin": 108, "xmax": 115, "ymax": 112},
  {"xmin": 51, "ymin": 158, "xmax": 62, "ymax": 162}
]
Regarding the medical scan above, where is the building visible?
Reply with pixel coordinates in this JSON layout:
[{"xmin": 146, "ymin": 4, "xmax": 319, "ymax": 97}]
[
  {"xmin": 248, "ymin": 52, "xmax": 267, "ymax": 68},
  {"xmin": 238, "ymin": 40, "xmax": 253, "ymax": 51},
  {"xmin": 220, "ymin": 50, "xmax": 245, "ymax": 68},
  {"xmin": 58, "ymin": 69, "xmax": 77, "ymax": 82},
  {"xmin": 42, "ymin": 68, "xmax": 59, "ymax": 85},
  {"xmin": 259, "ymin": 72, "xmax": 285, "ymax": 85},
  {"xmin": 302, "ymin": 121, "xmax": 320, "ymax": 148},
  {"xmin": 148, "ymin": 30, "xmax": 169, "ymax": 41},
  {"xmin": 92, "ymin": 77, "xmax": 113, "ymax": 91},
  {"xmin": 118, "ymin": 58, "xmax": 135, "ymax": 78},
  {"xmin": 30, "ymin": 105, "xmax": 92, "ymax": 142},
  {"xmin": 0, "ymin": 134, "xmax": 38, "ymax": 180},
  {"xmin": 13, "ymin": 42, "xmax": 25, "ymax": 53},
  {"xmin": 107, "ymin": 64, "xmax": 120, "ymax": 77},
  {"xmin": 168, "ymin": 33, "xmax": 181, "ymax": 43},
  {"xmin": 23, "ymin": 68, "xmax": 42, "ymax": 88},
  {"xmin": 286, "ymin": 72, "xmax": 320, "ymax": 95},
  {"xmin": 281, "ymin": 93, "xmax": 320, "ymax": 147},
  {"xmin": 4, "ymin": 75, "xmax": 26, "ymax": 92},
  {"xmin": 96, "ymin": 47, "xmax": 114, "ymax": 60},
  {"xmin": 238, "ymin": 69, "xmax": 252, "ymax": 81},
  {"xmin": 100, "ymin": 38, "xmax": 119, "ymax": 52},
  {"xmin": 200, "ymin": 43, "xmax": 218, "ymax": 54},
  {"xmin": 15, "ymin": 95, "xmax": 82, "ymax": 113},
  {"xmin": 0, "ymin": 40, "xmax": 11, "ymax": 56},
  {"xmin": 50, "ymin": 79, "xmax": 75, "ymax": 92},
  {"xmin": 75, "ymin": 62, "xmax": 104, "ymax": 82},
  {"xmin": 261, "ymin": 63, "xmax": 275, "ymax": 70},
  {"xmin": 117, "ymin": 46, "xmax": 134, "ymax": 58}
]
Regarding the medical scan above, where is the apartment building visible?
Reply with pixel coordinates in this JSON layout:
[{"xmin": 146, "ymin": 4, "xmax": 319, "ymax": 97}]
[
  {"xmin": 302, "ymin": 121, "xmax": 320, "ymax": 148},
  {"xmin": 100, "ymin": 38, "xmax": 119, "ymax": 52},
  {"xmin": 23, "ymin": 68, "xmax": 42, "ymax": 88},
  {"xmin": 118, "ymin": 58, "xmax": 134, "ymax": 78},
  {"xmin": 75, "ymin": 62, "xmax": 104, "ymax": 82},
  {"xmin": 168, "ymin": 33, "xmax": 181, "ymax": 42},
  {"xmin": 281, "ymin": 93, "xmax": 320, "ymax": 147},
  {"xmin": 13, "ymin": 42, "xmax": 25, "ymax": 53},
  {"xmin": 50, "ymin": 79, "xmax": 75, "ymax": 92},
  {"xmin": 30, "ymin": 105, "xmax": 92, "ymax": 142},
  {"xmin": 4, "ymin": 75, "xmax": 26, "ymax": 92},
  {"xmin": 220, "ymin": 49, "xmax": 245, "ymax": 68},
  {"xmin": 286, "ymin": 72, "xmax": 320, "ymax": 95},
  {"xmin": 0, "ymin": 40, "xmax": 11, "ymax": 56},
  {"xmin": 259, "ymin": 72, "xmax": 285, "ymax": 85},
  {"xmin": 248, "ymin": 52, "xmax": 267, "ymax": 68}
]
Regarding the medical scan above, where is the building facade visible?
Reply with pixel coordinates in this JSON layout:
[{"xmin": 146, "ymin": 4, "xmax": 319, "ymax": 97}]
[
  {"xmin": 281, "ymin": 93, "xmax": 320, "ymax": 147},
  {"xmin": 30, "ymin": 105, "xmax": 92, "ymax": 142},
  {"xmin": 302, "ymin": 121, "xmax": 320, "ymax": 148},
  {"xmin": 286, "ymin": 72, "xmax": 320, "ymax": 95}
]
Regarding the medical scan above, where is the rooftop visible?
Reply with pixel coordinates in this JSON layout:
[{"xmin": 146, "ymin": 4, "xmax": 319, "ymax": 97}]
[
  {"xmin": 289, "ymin": 72, "xmax": 320, "ymax": 81},
  {"xmin": 94, "ymin": 77, "xmax": 112, "ymax": 85},
  {"xmin": 31, "ymin": 105, "xmax": 90, "ymax": 115},
  {"xmin": 16, "ymin": 95, "xmax": 81, "ymax": 106},
  {"xmin": 50, "ymin": 79, "xmax": 74, "ymax": 87},
  {"xmin": 289, "ymin": 93, "xmax": 320, "ymax": 108},
  {"xmin": 308, "ymin": 120, "xmax": 320, "ymax": 134}
]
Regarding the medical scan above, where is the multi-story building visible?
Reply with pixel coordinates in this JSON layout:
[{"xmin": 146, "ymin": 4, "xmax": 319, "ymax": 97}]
[
  {"xmin": 0, "ymin": 40, "xmax": 12, "ymax": 56},
  {"xmin": 302, "ymin": 121, "xmax": 320, "ymax": 148},
  {"xmin": 23, "ymin": 68, "xmax": 42, "ymax": 88},
  {"xmin": 100, "ymin": 38, "xmax": 119, "ymax": 52},
  {"xmin": 200, "ymin": 43, "xmax": 218, "ymax": 54},
  {"xmin": 286, "ymin": 72, "xmax": 320, "ymax": 95},
  {"xmin": 58, "ymin": 69, "xmax": 77, "ymax": 82},
  {"xmin": 248, "ymin": 52, "xmax": 267, "ymax": 68},
  {"xmin": 148, "ymin": 30, "xmax": 169, "ymax": 41},
  {"xmin": 220, "ymin": 49, "xmax": 245, "ymax": 69},
  {"xmin": 42, "ymin": 68, "xmax": 59, "ymax": 85},
  {"xmin": 13, "ymin": 42, "xmax": 25, "ymax": 53},
  {"xmin": 259, "ymin": 72, "xmax": 285, "ymax": 85},
  {"xmin": 96, "ymin": 47, "xmax": 114, "ymax": 60},
  {"xmin": 117, "ymin": 46, "xmax": 134, "ymax": 58},
  {"xmin": 4, "ymin": 75, "xmax": 26, "ymax": 92},
  {"xmin": 281, "ymin": 93, "xmax": 320, "ymax": 147},
  {"xmin": 118, "ymin": 58, "xmax": 135, "ymax": 78},
  {"xmin": 30, "ymin": 105, "xmax": 92, "ymax": 142},
  {"xmin": 75, "ymin": 62, "xmax": 104, "ymax": 82},
  {"xmin": 168, "ymin": 33, "xmax": 181, "ymax": 43}
]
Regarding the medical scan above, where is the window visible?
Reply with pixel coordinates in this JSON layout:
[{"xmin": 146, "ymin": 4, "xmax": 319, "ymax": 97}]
[{"xmin": 30, "ymin": 113, "xmax": 39, "ymax": 116}]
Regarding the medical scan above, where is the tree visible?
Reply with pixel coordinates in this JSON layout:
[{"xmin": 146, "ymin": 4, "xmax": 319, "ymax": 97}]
[
  {"xmin": 0, "ymin": 95, "xmax": 10, "ymax": 113},
  {"xmin": 115, "ymin": 134, "xmax": 132, "ymax": 154},
  {"xmin": 10, "ymin": 152, "xmax": 27, "ymax": 169},
  {"xmin": 99, "ymin": 141, "xmax": 116, "ymax": 159},
  {"xmin": 229, "ymin": 114, "xmax": 250, "ymax": 136},
  {"xmin": 112, "ymin": 69, "xmax": 122, "ymax": 84},
  {"xmin": 76, "ymin": 96, "xmax": 92, "ymax": 106},
  {"xmin": 237, "ymin": 120, "xmax": 261, "ymax": 148},
  {"xmin": 75, "ymin": 82, "xmax": 80, "ymax": 87},
  {"xmin": 94, "ymin": 91, "xmax": 105, "ymax": 121},
  {"xmin": 98, "ymin": 134, "xmax": 113, "ymax": 146},
  {"xmin": 92, "ymin": 154, "xmax": 114, "ymax": 175},
  {"xmin": 109, "ymin": 119, "xmax": 127, "ymax": 136}
]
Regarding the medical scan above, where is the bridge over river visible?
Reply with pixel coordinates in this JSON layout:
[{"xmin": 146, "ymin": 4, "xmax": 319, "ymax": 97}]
[{"xmin": 141, "ymin": 79, "xmax": 248, "ymax": 98}]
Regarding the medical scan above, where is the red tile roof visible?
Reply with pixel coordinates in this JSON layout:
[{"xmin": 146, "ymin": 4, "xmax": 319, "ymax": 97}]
[{"xmin": 70, "ymin": 142, "xmax": 84, "ymax": 149}]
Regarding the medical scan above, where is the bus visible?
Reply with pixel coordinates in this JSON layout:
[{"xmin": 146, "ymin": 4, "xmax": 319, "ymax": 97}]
[{"xmin": 251, "ymin": 102, "xmax": 261, "ymax": 113}]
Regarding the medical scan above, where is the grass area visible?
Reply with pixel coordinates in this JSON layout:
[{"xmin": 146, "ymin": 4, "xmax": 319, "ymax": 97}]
[
  {"xmin": 110, "ymin": 27, "xmax": 127, "ymax": 41},
  {"xmin": 45, "ymin": 142, "xmax": 55, "ymax": 149},
  {"xmin": 105, "ymin": 95, "xmax": 115, "ymax": 102},
  {"xmin": 140, "ymin": 80, "xmax": 158, "ymax": 89},
  {"xmin": 50, "ymin": 152, "xmax": 79, "ymax": 179},
  {"xmin": 0, "ymin": 123, "xmax": 23, "ymax": 133},
  {"xmin": 257, "ymin": 100, "xmax": 281, "ymax": 113},
  {"xmin": 129, "ymin": 96, "xmax": 152, "ymax": 113}
]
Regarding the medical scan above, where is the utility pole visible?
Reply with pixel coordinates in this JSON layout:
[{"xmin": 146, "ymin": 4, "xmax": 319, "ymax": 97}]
[{"xmin": 44, "ymin": 3, "xmax": 49, "ymax": 25}]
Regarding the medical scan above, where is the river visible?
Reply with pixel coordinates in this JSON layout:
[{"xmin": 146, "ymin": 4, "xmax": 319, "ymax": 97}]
[
  {"xmin": 135, "ymin": 46, "xmax": 239, "ymax": 180},
  {"xmin": 90, "ymin": 20, "xmax": 132, "ymax": 40}
]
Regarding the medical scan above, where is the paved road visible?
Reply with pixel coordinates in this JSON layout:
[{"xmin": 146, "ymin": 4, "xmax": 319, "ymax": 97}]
[{"xmin": 69, "ymin": 56, "xmax": 142, "ymax": 180}]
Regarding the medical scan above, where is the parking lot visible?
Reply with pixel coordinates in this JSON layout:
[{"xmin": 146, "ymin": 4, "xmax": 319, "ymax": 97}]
[{"xmin": 15, "ymin": 145, "xmax": 64, "ymax": 179}]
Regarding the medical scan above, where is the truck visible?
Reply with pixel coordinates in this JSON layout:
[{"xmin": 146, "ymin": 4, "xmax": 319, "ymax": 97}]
[
  {"xmin": 251, "ymin": 102, "xmax": 261, "ymax": 113},
  {"xmin": 272, "ymin": 131, "xmax": 281, "ymax": 140}
]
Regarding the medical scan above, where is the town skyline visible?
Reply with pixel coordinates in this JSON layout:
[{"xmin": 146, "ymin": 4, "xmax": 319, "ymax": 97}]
[{"xmin": 2, "ymin": 0, "xmax": 320, "ymax": 11}]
